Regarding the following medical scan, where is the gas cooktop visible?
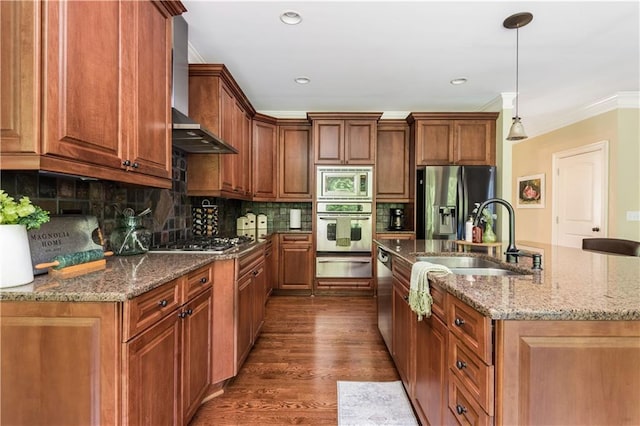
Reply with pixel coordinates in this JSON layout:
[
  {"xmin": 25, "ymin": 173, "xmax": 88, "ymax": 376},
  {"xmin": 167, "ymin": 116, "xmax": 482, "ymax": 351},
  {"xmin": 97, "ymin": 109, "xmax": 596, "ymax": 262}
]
[{"xmin": 149, "ymin": 235, "xmax": 254, "ymax": 254}]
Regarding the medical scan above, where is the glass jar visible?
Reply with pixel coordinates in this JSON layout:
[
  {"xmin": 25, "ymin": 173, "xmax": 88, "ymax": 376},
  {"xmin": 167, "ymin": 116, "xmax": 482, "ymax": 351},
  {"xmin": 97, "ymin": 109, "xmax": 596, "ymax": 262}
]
[{"xmin": 110, "ymin": 216, "xmax": 151, "ymax": 255}]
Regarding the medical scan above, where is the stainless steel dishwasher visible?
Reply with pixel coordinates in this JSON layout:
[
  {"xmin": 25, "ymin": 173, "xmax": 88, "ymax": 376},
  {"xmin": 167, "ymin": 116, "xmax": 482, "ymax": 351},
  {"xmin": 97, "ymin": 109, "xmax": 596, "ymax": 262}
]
[{"xmin": 376, "ymin": 246, "xmax": 393, "ymax": 353}]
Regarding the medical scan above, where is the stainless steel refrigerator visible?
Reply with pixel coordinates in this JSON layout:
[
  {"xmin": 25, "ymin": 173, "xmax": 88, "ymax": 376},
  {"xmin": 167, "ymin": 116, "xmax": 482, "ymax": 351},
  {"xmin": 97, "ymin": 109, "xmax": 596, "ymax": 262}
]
[{"xmin": 416, "ymin": 166, "xmax": 496, "ymax": 240}]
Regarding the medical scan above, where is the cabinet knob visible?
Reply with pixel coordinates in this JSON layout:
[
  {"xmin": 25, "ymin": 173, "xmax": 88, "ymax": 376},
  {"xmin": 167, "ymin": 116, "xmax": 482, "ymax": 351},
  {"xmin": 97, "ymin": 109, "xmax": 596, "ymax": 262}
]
[
  {"xmin": 132, "ymin": 162, "xmax": 139, "ymax": 169},
  {"xmin": 592, "ymin": 226, "xmax": 600, "ymax": 232},
  {"xmin": 456, "ymin": 404, "xmax": 467, "ymax": 415},
  {"xmin": 158, "ymin": 299, "xmax": 168, "ymax": 307},
  {"xmin": 454, "ymin": 317, "xmax": 465, "ymax": 326},
  {"xmin": 186, "ymin": 308, "xmax": 193, "ymax": 316},
  {"xmin": 122, "ymin": 159, "xmax": 131, "ymax": 167},
  {"xmin": 456, "ymin": 360, "xmax": 467, "ymax": 370},
  {"xmin": 179, "ymin": 311, "xmax": 188, "ymax": 318},
  {"xmin": 253, "ymin": 270, "xmax": 259, "ymax": 276},
  {"xmin": 200, "ymin": 277, "xmax": 208, "ymax": 284},
  {"xmin": 403, "ymin": 295, "xmax": 409, "ymax": 302}
]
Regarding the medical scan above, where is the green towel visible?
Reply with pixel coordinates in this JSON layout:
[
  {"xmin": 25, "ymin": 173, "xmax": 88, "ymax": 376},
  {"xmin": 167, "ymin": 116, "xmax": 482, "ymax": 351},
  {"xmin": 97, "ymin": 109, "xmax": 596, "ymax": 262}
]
[
  {"xmin": 335, "ymin": 217, "xmax": 351, "ymax": 247},
  {"xmin": 408, "ymin": 261, "xmax": 452, "ymax": 320}
]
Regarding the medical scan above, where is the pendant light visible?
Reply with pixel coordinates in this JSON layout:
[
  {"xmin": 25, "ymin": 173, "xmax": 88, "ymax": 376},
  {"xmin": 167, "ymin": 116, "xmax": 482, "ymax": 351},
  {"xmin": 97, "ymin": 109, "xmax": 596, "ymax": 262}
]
[{"xmin": 504, "ymin": 12, "xmax": 533, "ymax": 141}]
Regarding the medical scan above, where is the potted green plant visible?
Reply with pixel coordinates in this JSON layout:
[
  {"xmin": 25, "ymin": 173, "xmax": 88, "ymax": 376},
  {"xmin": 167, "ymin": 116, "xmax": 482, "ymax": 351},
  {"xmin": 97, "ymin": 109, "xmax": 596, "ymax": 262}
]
[{"xmin": 0, "ymin": 190, "xmax": 50, "ymax": 288}]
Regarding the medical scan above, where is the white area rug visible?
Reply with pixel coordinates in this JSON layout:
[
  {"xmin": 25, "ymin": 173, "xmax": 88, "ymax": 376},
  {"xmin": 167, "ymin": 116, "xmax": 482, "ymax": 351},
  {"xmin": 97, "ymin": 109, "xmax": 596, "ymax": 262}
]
[{"xmin": 337, "ymin": 380, "xmax": 418, "ymax": 426}]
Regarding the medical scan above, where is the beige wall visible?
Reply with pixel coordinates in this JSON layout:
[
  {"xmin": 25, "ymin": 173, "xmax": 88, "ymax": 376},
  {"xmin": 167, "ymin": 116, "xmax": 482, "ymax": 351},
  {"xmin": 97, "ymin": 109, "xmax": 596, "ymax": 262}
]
[{"xmin": 511, "ymin": 108, "xmax": 640, "ymax": 244}]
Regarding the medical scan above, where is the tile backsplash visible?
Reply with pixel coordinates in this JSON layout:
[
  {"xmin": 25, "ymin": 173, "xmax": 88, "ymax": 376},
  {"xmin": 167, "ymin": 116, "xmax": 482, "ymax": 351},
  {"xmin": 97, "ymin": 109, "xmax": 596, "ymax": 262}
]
[{"xmin": 1, "ymin": 150, "xmax": 192, "ymax": 249}]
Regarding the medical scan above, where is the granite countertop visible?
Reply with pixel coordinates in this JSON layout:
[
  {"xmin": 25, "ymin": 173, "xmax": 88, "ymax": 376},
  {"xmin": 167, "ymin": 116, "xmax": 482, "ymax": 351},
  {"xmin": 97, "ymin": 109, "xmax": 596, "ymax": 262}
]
[
  {"xmin": 376, "ymin": 239, "xmax": 640, "ymax": 321},
  {"xmin": 0, "ymin": 241, "xmax": 267, "ymax": 303}
]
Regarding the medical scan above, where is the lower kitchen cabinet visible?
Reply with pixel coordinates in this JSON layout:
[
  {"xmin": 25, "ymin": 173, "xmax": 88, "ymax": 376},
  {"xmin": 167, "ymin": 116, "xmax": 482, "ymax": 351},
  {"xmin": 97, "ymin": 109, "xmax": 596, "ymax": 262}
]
[
  {"xmin": 413, "ymin": 284, "xmax": 448, "ymax": 426},
  {"xmin": 277, "ymin": 233, "xmax": 313, "ymax": 293},
  {"xmin": 0, "ymin": 302, "xmax": 120, "ymax": 426},
  {"xmin": 211, "ymin": 245, "xmax": 268, "ymax": 386},
  {"xmin": 264, "ymin": 234, "xmax": 276, "ymax": 298},
  {"xmin": 391, "ymin": 256, "xmax": 415, "ymax": 393},
  {"xmin": 0, "ymin": 262, "xmax": 213, "ymax": 426}
]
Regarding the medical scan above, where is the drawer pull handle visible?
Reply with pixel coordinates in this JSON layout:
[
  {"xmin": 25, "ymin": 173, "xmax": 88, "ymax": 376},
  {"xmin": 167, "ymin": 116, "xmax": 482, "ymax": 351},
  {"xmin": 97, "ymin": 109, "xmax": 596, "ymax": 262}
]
[
  {"xmin": 179, "ymin": 311, "xmax": 188, "ymax": 318},
  {"xmin": 200, "ymin": 277, "xmax": 208, "ymax": 284},
  {"xmin": 186, "ymin": 308, "xmax": 193, "ymax": 316},
  {"xmin": 454, "ymin": 317, "xmax": 465, "ymax": 326},
  {"xmin": 456, "ymin": 360, "xmax": 467, "ymax": 370},
  {"xmin": 456, "ymin": 404, "xmax": 467, "ymax": 415},
  {"xmin": 158, "ymin": 299, "xmax": 168, "ymax": 307}
]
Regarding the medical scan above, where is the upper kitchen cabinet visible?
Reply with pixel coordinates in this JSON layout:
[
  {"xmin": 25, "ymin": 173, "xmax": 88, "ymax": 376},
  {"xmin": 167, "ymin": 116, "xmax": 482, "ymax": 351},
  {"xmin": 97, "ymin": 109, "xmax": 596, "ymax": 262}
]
[
  {"xmin": 308, "ymin": 113, "xmax": 382, "ymax": 165},
  {"xmin": 277, "ymin": 120, "xmax": 313, "ymax": 201},
  {"xmin": 0, "ymin": 0, "xmax": 184, "ymax": 188},
  {"xmin": 408, "ymin": 113, "xmax": 499, "ymax": 166},
  {"xmin": 252, "ymin": 114, "xmax": 278, "ymax": 200},
  {"xmin": 186, "ymin": 64, "xmax": 255, "ymax": 199},
  {"xmin": 376, "ymin": 120, "xmax": 411, "ymax": 201}
]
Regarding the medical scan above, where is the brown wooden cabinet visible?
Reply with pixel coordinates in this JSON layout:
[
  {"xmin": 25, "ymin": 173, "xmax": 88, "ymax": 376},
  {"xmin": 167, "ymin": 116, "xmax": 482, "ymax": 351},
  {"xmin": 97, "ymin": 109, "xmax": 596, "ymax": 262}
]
[
  {"xmin": 252, "ymin": 115, "xmax": 278, "ymax": 200},
  {"xmin": 376, "ymin": 120, "xmax": 411, "ymax": 201},
  {"xmin": 0, "ymin": 1, "xmax": 181, "ymax": 188},
  {"xmin": 391, "ymin": 256, "xmax": 415, "ymax": 394},
  {"xmin": 264, "ymin": 234, "xmax": 276, "ymax": 298},
  {"xmin": 278, "ymin": 233, "xmax": 313, "ymax": 292},
  {"xmin": 408, "ymin": 113, "xmax": 498, "ymax": 166},
  {"xmin": 277, "ymin": 120, "xmax": 313, "ymax": 201},
  {"xmin": 124, "ymin": 267, "xmax": 212, "ymax": 426},
  {"xmin": 413, "ymin": 281, "xmax": 448, "ymax": 426},
  {"xmin": 236, "ymin": 247, "xmax": 266, "ymax": 368},
  {"xmin": 0, "ymin": 302, "xmax": 120, "ymax": 426},
  {"xmin": 308, "ymin": 113, "xmax": 382, "ymax": 165},
  {"xmin": 187, "ymin": 64, "xmax": 256, "ymax": 199}
]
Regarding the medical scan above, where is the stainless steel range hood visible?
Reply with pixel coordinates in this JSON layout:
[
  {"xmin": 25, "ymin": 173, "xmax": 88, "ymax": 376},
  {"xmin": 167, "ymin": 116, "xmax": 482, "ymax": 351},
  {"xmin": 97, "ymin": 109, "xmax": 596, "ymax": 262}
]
[{"xmin": 172, "ymin": 16, "xmax": 237, "ymax": 154}]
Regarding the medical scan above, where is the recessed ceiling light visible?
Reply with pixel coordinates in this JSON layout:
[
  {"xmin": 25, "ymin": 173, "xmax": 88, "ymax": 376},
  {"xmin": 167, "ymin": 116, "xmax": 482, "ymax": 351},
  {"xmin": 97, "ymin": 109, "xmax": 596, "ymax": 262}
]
[
  {"xmin": 450, "ymin": 78, "xmax": 468, "ymax": 85},
  {"xmin": 280, "ymin": 10, "xmax": 302, "ymax": 25},
  {"xmin": 294, "ymin": 77, "xmax": 311, "ymax": 84}
]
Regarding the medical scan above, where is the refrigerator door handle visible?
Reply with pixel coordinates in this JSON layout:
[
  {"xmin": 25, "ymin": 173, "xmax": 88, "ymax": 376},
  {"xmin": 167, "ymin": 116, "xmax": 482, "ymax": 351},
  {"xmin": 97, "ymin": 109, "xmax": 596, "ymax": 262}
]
[{"xmin": 458, "ymin": 167, "xmax": 467, "ymax": 240}]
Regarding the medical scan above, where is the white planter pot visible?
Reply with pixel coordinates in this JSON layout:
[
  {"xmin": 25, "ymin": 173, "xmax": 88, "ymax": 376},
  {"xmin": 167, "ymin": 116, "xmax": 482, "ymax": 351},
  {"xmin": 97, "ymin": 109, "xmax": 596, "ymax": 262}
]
[{"xmin": 0, "ymin": 224, "xmax": 35, "ymax": 288}]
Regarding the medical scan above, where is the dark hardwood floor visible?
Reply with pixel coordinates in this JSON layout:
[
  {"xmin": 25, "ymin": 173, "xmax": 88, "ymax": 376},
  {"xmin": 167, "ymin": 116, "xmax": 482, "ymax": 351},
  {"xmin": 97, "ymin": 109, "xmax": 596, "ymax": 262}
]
[{"xmin": 190, "ymin": 295, "xmax": 400, "ymax": 425}]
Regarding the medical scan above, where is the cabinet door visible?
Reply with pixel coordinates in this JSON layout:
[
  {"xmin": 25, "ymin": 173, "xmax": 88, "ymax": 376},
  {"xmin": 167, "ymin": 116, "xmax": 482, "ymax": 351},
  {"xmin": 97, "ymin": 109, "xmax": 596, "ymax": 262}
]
[
  {"xmin": 237, "ymin": 272, "xmax": 253, "ymax": 367},
  {"xmin": 392, "ymin": 279, "xmax": 414, "ymax": 391},
  {"xmin": 376, "ymin": 121, "xmax": 410, "ymax": 200},
  {"xmin": 126, "ymin": 310, "xmax": 181, "ymax": 426},
  {"xmin": 252, "ymin": 119, "xmax": 277, "ymax": 199},
  {"xmin": 313, "ymin": 119, "xmax": 344, "ymax": 164},
  {"xmin": 252, "ymin": 262, "xmax": 266, "ymax": 340},
  {"xmin": 220, "ymin": 82, "xmax": 236, "ymax": 192},
  {"xmin": 414, "ymin": 314, "xmax": 448, "ymax": 426},
  {"xmin": 452, "ymin": 120, "xmax": 495, "ymax": 165},
  {"xmin": 232, "ymin": 100, "xmax": 250, "ymax": 196},
  {"xmin": 182, "ymin": 289, "xmax": 212, "ymax": 423},
  {"xmin": 278, "ymin": 124, "xmax": 312, "ymax": 200},
  {"xmin": 43, "ymin": 1, "xmax": 124, "ymax": 170},
  {"xmin": 279, "ymin": 236, "xmax": 312, "ymax": 290},
  {"xmin": 0, "ymin": 0, "xmax": 40, "ymax": 158},
  {"xmin": 0, "ymin": 302, "xmax": 119, "ymax": 426},
  {"xmin": 414, "ymin": 120, "xmax": 453, "ymax": 166},
  {"xmin": 344, "ymin": 120, "xmax": 376, "ymax": 164},
  {"xmin": 124, "ymin": 0, "xmax": 172, "ymax": 179}
]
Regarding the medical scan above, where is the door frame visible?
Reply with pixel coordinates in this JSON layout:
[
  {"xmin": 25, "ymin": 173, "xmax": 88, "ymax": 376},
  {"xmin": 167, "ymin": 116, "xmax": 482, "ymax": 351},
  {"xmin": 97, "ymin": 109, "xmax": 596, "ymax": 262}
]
[{"xmin": 551, "ymin": 140, "xmax": 609, "ymax": 246}]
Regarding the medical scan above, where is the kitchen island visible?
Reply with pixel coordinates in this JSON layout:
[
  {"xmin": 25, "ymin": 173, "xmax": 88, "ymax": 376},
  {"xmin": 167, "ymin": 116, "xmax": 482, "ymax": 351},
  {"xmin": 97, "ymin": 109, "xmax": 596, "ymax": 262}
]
[{"xmin": 376, "ymin": 238, "xmax": 640, "ymax": 425}]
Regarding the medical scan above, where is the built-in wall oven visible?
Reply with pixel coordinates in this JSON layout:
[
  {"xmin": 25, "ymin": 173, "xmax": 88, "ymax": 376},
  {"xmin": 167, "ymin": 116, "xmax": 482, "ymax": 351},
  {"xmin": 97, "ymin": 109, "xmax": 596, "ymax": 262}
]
[{"xmin": 315, "ymin": 201, "xmax": 373, "ymax": 279}]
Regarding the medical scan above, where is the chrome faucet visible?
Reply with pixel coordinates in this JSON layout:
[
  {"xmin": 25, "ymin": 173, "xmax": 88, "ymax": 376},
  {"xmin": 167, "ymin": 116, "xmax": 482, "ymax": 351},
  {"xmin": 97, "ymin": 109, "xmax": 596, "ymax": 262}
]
[{"xmin": 473, "ymin": 198, "xmax": 542, "ymax": 269}]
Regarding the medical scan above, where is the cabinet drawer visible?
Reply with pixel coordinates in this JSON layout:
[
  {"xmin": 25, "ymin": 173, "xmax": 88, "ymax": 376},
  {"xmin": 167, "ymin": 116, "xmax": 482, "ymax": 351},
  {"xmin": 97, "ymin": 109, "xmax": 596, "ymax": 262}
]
[
  {"xmin": 279, "ymin": 233, "xmax": 311, "ymax": 243},
  {"xmin": 184, "ymin": 263, "xmax": 213, "ymax": 300},
  {"xmin": 449, "ymin": 375, "xmax": 491, "ymax": 426},
  {"xmin": 449, "ymin": 336, "xmax": 494, "ymax": 414},
  {"xmin": 124, "ymin": 278, "xmax": 182, "ymax": 341},
  {"xmin": 430, "ymin": 280, "xmax": 447, "ymax": 321},
  {"xmin": 447, "ymin": 296, "xmax": 492, "ymax": 364},
  {"xmin": 391, "ymin": 257, "xmax": 411, "ymax": 288},
  {"xmin": 239, "ymin": 247, "xmax": 264, "ymax": 277}
]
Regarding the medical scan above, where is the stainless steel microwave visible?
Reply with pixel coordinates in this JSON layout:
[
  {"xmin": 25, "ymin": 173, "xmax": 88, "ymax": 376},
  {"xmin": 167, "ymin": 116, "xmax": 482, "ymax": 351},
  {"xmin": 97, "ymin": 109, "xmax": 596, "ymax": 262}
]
[{"xmin": 316, "ymin": 166, "xmax": 373, "ymax": 200}]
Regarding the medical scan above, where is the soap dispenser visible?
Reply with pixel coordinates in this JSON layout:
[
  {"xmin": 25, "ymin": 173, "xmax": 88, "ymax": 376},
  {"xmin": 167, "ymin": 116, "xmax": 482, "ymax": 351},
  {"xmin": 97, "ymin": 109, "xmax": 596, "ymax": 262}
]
[{"xmin": 465, "ymin": 216, "xmax": 474, "ymax": 242}]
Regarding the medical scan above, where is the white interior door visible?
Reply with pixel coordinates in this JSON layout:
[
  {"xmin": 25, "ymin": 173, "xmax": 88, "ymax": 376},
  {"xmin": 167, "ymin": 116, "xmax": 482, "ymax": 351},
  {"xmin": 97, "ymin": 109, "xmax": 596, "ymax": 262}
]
[{"xmin": 552, "ymin": 141, "xmax": 608, "ymax": 248}]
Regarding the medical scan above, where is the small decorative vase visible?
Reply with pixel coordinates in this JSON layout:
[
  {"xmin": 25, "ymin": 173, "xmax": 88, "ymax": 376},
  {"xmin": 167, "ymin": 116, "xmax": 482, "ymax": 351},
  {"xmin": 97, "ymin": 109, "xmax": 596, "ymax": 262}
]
[
  {"xmin": 482, "ymin": 223, "xmax": 497, "ymax": 243},
  {"xmin": 0, "ymin": 224, "xmax": 35, "ymax": 288}
]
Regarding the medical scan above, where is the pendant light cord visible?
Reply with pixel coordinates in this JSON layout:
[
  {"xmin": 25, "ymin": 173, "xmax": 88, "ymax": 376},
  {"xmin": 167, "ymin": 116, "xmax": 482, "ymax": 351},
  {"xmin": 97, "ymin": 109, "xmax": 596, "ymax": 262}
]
[{"xmin": 515, "ymin": 27, "xmax": 520, "ymax": 119}]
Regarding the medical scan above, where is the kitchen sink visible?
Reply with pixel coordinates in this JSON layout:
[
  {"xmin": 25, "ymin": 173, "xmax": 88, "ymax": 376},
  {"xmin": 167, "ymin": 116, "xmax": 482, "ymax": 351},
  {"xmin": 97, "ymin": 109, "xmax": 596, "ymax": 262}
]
[{"xmin": 416, "ymin": 256, "xmax": 531, "ymax": 276}]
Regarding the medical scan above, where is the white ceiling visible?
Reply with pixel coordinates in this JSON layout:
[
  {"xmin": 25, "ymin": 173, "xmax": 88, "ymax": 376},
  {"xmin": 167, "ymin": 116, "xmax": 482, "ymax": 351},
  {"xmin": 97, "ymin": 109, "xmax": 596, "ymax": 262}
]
[{"xmin": 182, "ymin": 1, "xmax": 639, "ymax": 138}]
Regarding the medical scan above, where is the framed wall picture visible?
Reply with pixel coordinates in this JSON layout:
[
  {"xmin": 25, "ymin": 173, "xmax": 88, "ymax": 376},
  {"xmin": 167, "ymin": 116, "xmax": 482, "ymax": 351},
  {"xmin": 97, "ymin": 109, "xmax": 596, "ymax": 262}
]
[{"xmin": 517, "ymin": 174, "xmax": 545, "ymax": 208}]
